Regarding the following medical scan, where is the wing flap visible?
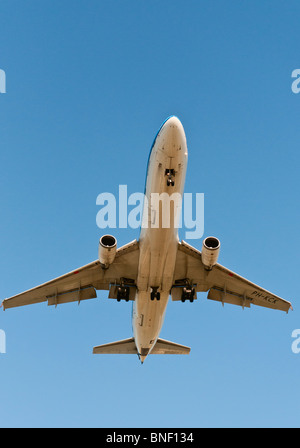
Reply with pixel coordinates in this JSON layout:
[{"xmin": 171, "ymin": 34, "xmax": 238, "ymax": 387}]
[
  {"xmin": 47, "ymin": 286, "xmax": 97, "ymax": 306},
  {"xmin": 207, "ymin": 286, "xmax": 251, "ymax": 308}
]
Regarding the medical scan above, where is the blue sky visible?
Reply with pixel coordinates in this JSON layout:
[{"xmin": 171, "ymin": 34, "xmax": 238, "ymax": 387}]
[{"xmin": 0, "ymin": 0, "xmax": 300, "ymax": 428}]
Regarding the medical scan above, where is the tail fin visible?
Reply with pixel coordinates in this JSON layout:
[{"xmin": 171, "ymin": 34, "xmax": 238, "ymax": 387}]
[{"xmin": 93, "ymin": 338, "xmax": 137, "ymax": 354}]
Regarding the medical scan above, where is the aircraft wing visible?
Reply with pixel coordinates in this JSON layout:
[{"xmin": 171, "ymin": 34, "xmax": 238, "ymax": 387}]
[
  {"xmin": 2, "ymin": 239, "xmax": 139, "ymax": 310},
  {"xmin": 173, "ymin": 240, "xmax": 292, "ymax": 313}
]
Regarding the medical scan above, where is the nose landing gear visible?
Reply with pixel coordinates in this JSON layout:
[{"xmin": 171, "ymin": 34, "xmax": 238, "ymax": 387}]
[
  {"xmin": 165, "ymin": 169, "xmax": 175, "ymax": 187},
  {"xmin": 150, "ymin": 287, "xmax": 161, "ymax": 301}
]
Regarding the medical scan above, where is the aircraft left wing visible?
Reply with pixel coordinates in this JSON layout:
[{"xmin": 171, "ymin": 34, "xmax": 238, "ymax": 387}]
[
  {"xmin": 173, "ymin": 240, "xmax": 292, "ymax": 313},
  {"xmin": 2, "ymin": 239, "xmax": 139, "ymax": 310}
]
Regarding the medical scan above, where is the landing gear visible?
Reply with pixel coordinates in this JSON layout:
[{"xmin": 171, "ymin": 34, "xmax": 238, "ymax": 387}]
[
  {"xmin": 165, "ymin": 169, "xmax": 175, "ymax": 187},
  {"xmin": 150, "ymin": 287, "xmax": 160, "ymax": 301},
  {"xmin": 181, "ymin": 285, "xmax": 195, "ymax": 303},
  {"xmin": 117, "ymin": 284, "xmax": 130, "ymax": 302}
]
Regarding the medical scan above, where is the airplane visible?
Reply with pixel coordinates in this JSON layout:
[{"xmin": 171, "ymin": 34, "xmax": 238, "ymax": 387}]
[{"xmin": 1, "ymin": 116, "xmax": 292, "ymax": 364}]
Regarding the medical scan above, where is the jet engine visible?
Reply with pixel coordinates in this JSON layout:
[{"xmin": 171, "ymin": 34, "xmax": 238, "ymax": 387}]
[
  {"xmin": 201, "ymin": 236, "xmax": 220, "ymax": 270},
  {"xmin": 98, "ymin": 235, "xmax": 117, "ymax": 269}
]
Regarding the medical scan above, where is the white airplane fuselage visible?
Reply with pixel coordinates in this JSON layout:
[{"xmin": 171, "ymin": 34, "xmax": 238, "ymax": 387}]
[
  {"xmin": 2, "ymin": 115, "xmax": 291, "ymax": 361},
  {"xmin": 132, "ymin": 116, "xmax": 188, "ymax": 362}
]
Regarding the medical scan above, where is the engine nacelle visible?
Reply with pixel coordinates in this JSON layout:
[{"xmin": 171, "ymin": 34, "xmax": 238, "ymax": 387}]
[
  {"xmin": 201, "ymin": 236, "xmax": 220, "ymax": 270},
  {"xmin": 98, "ymin": 235, "xmax": 117, "ymax": 269}
]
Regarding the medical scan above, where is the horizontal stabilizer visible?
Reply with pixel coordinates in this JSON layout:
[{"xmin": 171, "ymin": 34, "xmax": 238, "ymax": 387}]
[
  {"xmin": 93, "ymin": 337, "xmax": 190, "ymax": 355},
  {"xmin": 93, "ymin": 338, "xmax": 137, "ymax": 354},
  {"xmin": 151, "ymin": 338, "xmax": 190, "ymax": 355}
]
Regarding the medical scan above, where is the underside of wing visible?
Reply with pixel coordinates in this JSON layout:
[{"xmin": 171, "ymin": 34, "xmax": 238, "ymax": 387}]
[
  {"xmin": 173, "ymin": 240, "xmax": 292, "ymax": 313},
  {"xmin": 2, "ymin": 239, "xmax": 139, "ymax": 310}
]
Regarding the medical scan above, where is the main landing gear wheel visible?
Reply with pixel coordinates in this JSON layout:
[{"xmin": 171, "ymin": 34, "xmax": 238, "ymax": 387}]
[
  {"xmin": 117, "ymin": 285, "xmax": 130, "ymax": 302},
  {"xmin": 181, "ymin": 286, "xmax": 195, "ymax": 303}
]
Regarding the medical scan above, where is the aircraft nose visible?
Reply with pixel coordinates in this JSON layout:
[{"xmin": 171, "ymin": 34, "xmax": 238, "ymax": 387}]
[
  {"xmin": 162, "ymin": 116, "xmax": 184, "ymax": 135},
  {"xmin": 158, "ymin": 116, "xmax": 186, "ymax": 156}
]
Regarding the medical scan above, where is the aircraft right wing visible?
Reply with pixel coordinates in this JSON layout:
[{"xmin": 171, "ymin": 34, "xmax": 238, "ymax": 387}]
[
  {"xmin": 173, "ymin": 240, "xmax": 292, "ymax": 313},
  {"xmin": 2, "ymin": 239, "xmax": 139, "ymax": 310}
]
